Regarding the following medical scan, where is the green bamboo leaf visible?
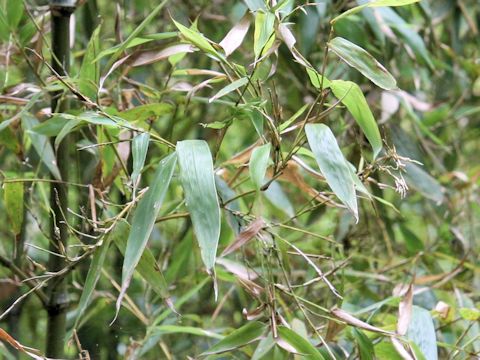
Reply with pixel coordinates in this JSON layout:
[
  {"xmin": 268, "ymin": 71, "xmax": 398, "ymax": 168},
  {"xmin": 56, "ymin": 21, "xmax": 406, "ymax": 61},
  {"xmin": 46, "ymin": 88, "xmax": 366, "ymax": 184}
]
[
  {"xmin": 172, "ymin": 19, "xmax": 223, "ymax": 60},
  {"xmin": 177, "ymin": 140, "xmax": 221, "ymax": 271},
  {"xmin": 278, "ymin": 326, "xmax": 325, "ymax": 359},
  {"xmin": 279, "ymin": 103, "xmax": 309, "ymax": 132},
  {"xmin": 459, "ymin": 308, "xmax": 480, "ymax": 322},
  {"xmin": 116, "ymin": 152, "xmax": 177, "ymax": 315},
  {"xmin": 305, "ymin": 124, "xmax": 358, "ymax": 220},
  {"xmin": 374, "ymin": 6, "xmax": 434, "ymax": 69},
  {"xmin": 252, "ymin": 333, "xmax": 275, "ymax": 360},
  {"xmin": 244, "ymin": 0, "xmax": 266, "ymax": 11},
  {"xmin": 407, "ymin": 306, "xmax": 438, "ymax": 360},
  {"xmin": 120, "ymin": 103, "xmax": 173, "ymax": 122},
  {"xmin": 331, "ymin": 0, "xmax": 420, "ymax": 24},
  {"xmin": 31, "ymin": 116, "xmax": 69, "ymax": 136},
  {"xmin": 94, "ymin": 33, "xmax": 177, "ymax": 62},
  {"xmin": 152, "ymin": 325, "xmax": 223, "ymax": 339},
  {"xmin": 79, "ymin": 25, "xmax": 101, "ymax": 100},
  {"xmin": 54, "ymin": 118, "xmax": 81, "ymax": 150},
  {"xmin": 306, "ymin": 67, "xmax": 331, "ymax": 90},
  {"xmin": 330, "ymin": 80, "xmax": 382, "ymax": 158},
  {"xmin": 202, "ymin": 321, "xmax": 266, "ymax": 355},
  {"xmin": 105, "ymin": 0, "xmax": 169, "ymax": 69},
  {"xmin": 328, "ymin": 37, "xmax": 397, "ymax": 90},
  {"xmin": 3, "ymin": 181, "xmax": 23, "ymax": 235},
  {"xmin": 264, "ymin": 180, "xmax": 295, "ymax": 217},
  {"xmin": 352, "ymin": 328, "xmax": 374, "ymax": 360},
  {"xmin": 22, "ymin": 113, "xmax": 62, "ymax": 180},
  {"xmin": 72, "ymin": 227, "xmax": 116, "ymax": 330},
  {"xmin": 114, "ymin": 222, "xmax": 169, "ymax": 299},
  {"xmin": 209, "ymin": 77, "xmax": 248, "ymax": 103},
  {"xmin": 254, "ymin": 11, "xmax": 275, "ymax": 58},
  {"xmin": 374, "ymin": 341, "xmax": 404, "ymax": 360},
  {"xmin": 249, "ymin": 142, "xmax": 271, "ymax": 190},
  {"xmin": 6, "ymin": 0, "xmax": 24, "ymax": 29},
  {"xmin": 131, "ymin": 132, "xmax": 150, "ymax": 198}
]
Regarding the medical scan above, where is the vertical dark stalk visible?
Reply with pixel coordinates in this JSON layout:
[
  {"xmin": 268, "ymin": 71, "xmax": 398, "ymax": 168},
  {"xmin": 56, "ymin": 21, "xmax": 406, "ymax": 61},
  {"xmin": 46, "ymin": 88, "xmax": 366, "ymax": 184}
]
[
  {"xmin": 82, "ymin": 0, "xmax": 99, "ymax": 40},
  {"xmin": 46, "ymin": 1, "xmax": 75, "ymax": 358}
]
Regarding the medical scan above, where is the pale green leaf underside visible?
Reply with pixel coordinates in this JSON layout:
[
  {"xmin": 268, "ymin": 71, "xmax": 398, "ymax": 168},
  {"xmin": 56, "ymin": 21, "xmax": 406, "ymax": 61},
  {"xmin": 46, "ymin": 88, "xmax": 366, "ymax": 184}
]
[
  {"xmin": 305, "ymin": 123, "xmax": 358, "ymax": 220},
  {"xmin": 177, "ymin": 140, "xmax": 221, "ymax": 270},
  {"xmin": 328, "ymin": 37, "xmax": 397, "ymax": 90},
  {"xmin": 249, "ymin": 142, "xmax": 271, "ymax": 190}
]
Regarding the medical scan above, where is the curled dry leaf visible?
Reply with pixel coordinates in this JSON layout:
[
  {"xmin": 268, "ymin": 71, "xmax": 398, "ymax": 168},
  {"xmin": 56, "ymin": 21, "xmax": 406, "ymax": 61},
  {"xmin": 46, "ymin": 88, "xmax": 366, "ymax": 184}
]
[
  {"xmin": 132, "ymin": 44, "xmax": 195, "ymax": 67},
  {"xmin": 237, "ymin": 277, "xmax": 263, "ymax": 298},
  {"xmin": 330, "ymin": 307, "xmax": 395, "ymax": 336},
  {"xmin": 434, "ymin": 301, "xmax": 451, "ymax": 320},
  {"xmin": 220, "ymin": 14, "xmax": 251, "ymax": 57},
  {"xmin": 222, "ymin": 218, "xmax": 265, "ymax": 256},
  {"xmin": 0, "ymin": 328, "xmax": 49, "ymax": 360},
  {"xmin": 391, "ymin": 337, "xmax": 415, "ymax": 360},
  {"xmin": 397, "ymin": 283, "xmax": 413, "ymax": 336},
  {"xmin": 243, "ymin": 304, "xmax": 265, "ymax": 320},
  {"xmin": 216, "ymin": 258, "xmax": 258, "ymax": 280}
]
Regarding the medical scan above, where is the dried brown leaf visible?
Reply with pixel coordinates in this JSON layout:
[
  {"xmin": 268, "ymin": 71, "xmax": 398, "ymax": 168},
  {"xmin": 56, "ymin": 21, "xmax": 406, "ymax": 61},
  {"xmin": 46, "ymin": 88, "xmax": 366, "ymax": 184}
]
[
  {"xmin": 219, "ymin": 15, "xmax": 251, "ymax": 57},
  {"xmin": 221, "ymin": 218, "xmax": 265, "ymax": 256},
  {"xmin": 330, "ymin": 307, "xmax": 395, "ymax": 336},
  {"xmin": 397, "ymin": 283, "xmax": 413, "ymax": 335},
  {"xmin": 132, "ymin": 44, "xmax": 195, "ymax": 67}
]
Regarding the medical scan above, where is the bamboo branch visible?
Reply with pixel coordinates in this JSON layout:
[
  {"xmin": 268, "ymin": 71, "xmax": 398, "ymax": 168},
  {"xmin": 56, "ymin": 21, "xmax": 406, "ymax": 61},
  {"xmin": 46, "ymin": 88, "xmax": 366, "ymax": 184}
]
[{"xmin": 46, "ymin": 1, "xmax": 75, "ymax": 357}]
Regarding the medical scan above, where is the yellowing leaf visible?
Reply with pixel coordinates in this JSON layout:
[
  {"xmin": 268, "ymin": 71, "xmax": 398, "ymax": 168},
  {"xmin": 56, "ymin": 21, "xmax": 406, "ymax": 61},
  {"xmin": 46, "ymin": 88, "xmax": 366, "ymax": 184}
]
[
  {"xmin": 4, "ymin": 181, "xmax": 24, "ymax": 235},
  {"xmin": 330, "ymin": 80, "xmax": 383, "ymax": 158}
]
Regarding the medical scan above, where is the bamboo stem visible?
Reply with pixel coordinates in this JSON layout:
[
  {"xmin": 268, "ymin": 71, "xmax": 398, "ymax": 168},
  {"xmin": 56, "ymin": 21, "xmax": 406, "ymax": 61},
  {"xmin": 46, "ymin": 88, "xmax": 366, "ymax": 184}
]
[{"xmin": 46, "ymin": 1, "xmax": 75, "ymax": 358}]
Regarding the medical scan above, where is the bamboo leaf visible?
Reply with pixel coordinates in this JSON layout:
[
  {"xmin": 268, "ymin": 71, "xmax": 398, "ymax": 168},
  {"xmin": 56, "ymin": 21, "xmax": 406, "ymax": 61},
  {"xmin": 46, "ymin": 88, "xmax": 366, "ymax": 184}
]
[
  {"xmin": 330, "ymin": 80, "xmax": 382, "ymax": 158},
  {"xmin": 221, "ymin": 218, "xmax": 265, "ymax": 257},
  {"xmin": 406, "ymin": 306, "xmax": 438, "ymax": 360},
  {"xmin": 6, "ymin": 0, "xmax": 24, "ymax": 29},
  {"xmin": 352, "ymin": 328, "xmax": 375, "ymax": 360},
  {"xmin": 3, "ymin": 181, "xmax": 23, "ymax": 235},
  {"xmin": 116, "ymin": 152, "xmax": 177, "ymax": 315},
  {"xmin": 72, "ymin": 229, "xmax": 114, "ymax": 330},
  {"xmin": 172, "ymin": 19, "xmax": 223, "ymax": 60},
  {"xmin": 305, "ymin": 124, "xmax": 358, "ymax": 220},
  {"xmin": 79, "ymin": 25, "xmax": 101, "ymax": 100},
  {"xmin": 132, "ymin": 44, "xmax": 195, "ymax": 67},
  {"xmin": 202, "ymin": 321, "xmax": 266, "ymax": 355},
  {"xmin": 209, "ymin": 77, "xmax": 248, "ymax": 103},
  {"xmin": 373, "ymin": 6, "xmax": 434, "ymax": 69},
  {"xmin": 131, "ymin": 132, "xmax": 150, "ymax": 199},
  {"xmin": 152, "ymin": 325, "xmax": 223, "ymax": 339},
  {"xmin": 331, "ymin": 0, "xmax": 420, "ymax": 24},
  {"xmin": 254, "ymin": 11, "xmax": 275, "ymax": 59},
  {"xmin": 244, "ymin": 0, "xmax": 266, "ymax": 11},
  {"xmin": 120, "ymin": 103, "xmax": 173, "ymax": 122},
  {"xmin": 328, "ymin": 37, "xmax": 397, "ymax": 90},
  {"xmin": 22, "ymin": 114, "xmax": 62, "ymax": 180},
  {"xmin": 249, "ymin": 142, "xmax": 271, "ymax": 190},
  {"xmin": 278, "ymin": 326, "xmax": 325, "ymax": 359},
  {"xmin": 177, "ymin": 140, "xmax": 221, "ymax": 271},
  {"xmin": 105, "ymin": 0, "xmax": 169, "ymax": 68},
  {"xmin": 220, "ymin": 14, "xmax": 251, "ymax": 57},
  {"xmin": 114, "ymin": 221, "xmax": 169, "ymax": 299},
  {"xmin": 252, "ymin": 333, "xmax": 275, "ymax": 360}
]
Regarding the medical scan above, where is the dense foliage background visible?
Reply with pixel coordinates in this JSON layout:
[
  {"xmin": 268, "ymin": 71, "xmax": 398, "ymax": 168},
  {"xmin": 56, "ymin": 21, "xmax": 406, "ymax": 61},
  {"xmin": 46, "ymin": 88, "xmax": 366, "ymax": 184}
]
[{"xmin": 0, "ymin": 0, "xmax": 479, "ymax": 359}]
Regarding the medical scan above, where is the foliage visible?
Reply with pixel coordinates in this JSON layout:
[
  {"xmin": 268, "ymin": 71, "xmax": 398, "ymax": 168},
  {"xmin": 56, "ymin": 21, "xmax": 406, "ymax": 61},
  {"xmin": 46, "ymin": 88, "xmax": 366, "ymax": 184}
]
[{"xmin": 0, "ymin": 0, "xmax": 479, "ymax": 359}]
